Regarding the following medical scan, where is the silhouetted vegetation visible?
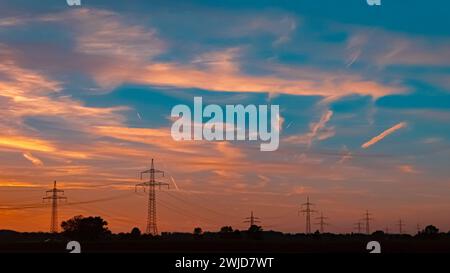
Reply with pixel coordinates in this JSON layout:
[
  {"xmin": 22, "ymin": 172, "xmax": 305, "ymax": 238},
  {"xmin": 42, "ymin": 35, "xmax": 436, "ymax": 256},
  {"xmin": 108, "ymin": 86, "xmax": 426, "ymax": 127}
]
[
  {"xmin": 2, "ymin": 217, "xmax": 450, "ymax": 252},
  {"xmin": 61, "ymin": 215, "xmax": 111, "ymax": 241},
  {"xmin": 417, "ymin": 225, "xmax": 440, "ymax": 239},
  {"xmin": 247, "ymin": 224, "xmax": 263, "ymax": 240},
  {"xmin": 193, "ymin": 227, "xmax": 203, "ymax": 239},
  {"xmin": 130, "ymin": 227, "xmax": 142, "ymax": 238}
]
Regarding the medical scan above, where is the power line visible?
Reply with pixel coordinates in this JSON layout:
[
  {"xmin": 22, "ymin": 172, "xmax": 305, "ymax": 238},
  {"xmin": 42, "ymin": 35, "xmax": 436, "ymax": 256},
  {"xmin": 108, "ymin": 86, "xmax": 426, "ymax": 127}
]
[
  {"xmin": 70, "ymin": 203, "xmax": 136, "ymax": 226},
  {"xmin": 136, "ymin": 159, "xmax": 169, "ymax": 235},
  {"xmin": 42, "ymin": 181, "xmax": 67, "ymax": 233},
  {"xmin": 156, "ymin": 197, "xmax": 226, "ymax": 227},
  {"xmin": 0, "ymin": 203, "xmax": 48, "ymax": 210},
  {"xmin": 161, "ymin": 191, "xmax": 240, "ymax": 220},
  {"xmin": 157, "ymin": 193, "xmax": 228, "ymax": 225},
  {"xmin": 66, "ymin": 192, "xmax": 135, "ymax": 206},
  {"xmin": 0, "ymin": 192, "xmax": 134, "ymax": 211}
]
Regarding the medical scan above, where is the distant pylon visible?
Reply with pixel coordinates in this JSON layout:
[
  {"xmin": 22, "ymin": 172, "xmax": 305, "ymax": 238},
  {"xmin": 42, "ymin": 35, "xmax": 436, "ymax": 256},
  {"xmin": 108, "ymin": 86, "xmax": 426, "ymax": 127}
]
[
  {"xmin": 136, "ymin": 159, "xmax": 169, "ymax": 235},
  {"xmin": 243, "ymin": 211, "xmax": 261, "ymax": 228},
  {"xmin": 43, "ymin": 181, "xmax": 67, "ymax": 233},
  {"xmin": 385, "ymin": 226, "xmax": 389, "ymax": 234},
  {"xmin": 361, "ymin": 210, "xmax": 373, "ymax": 235},
  {"xmin": 314, "ymin": 212, "xmax": 329, "ymax": 233},
  {"xmin": 397, "ymin": 219, "xmax": 405, "ymax": 234},
  {"xmin": 354, "ymin": 221, "xmax": 363, "ymax": 233},
  {"xmin": 299, "ymin": 196, "xmax": 316, "ymax": 234},
  {"xmin": 416, "ymin": 223, "xmax": 421, "ymax": 234}
]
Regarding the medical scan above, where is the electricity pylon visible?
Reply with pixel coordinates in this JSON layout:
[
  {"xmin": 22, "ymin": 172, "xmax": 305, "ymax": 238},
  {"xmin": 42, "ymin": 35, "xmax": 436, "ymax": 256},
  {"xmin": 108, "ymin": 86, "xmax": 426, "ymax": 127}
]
[
  {"xmin": 243, "ymin": 211, "xmax": 261, "ymax": 228},
  {"xmin": 314, "ymin": 212, "xmax": 329, "ymax": 233},
  {"xmin": 43, "ymin": 181, "xmax": 67, "ymax": 233},
  {"xmin": 136, "ymin": 159, "xmax": 168, "ymax": 235},
  {"xmin": 299, "ymin": 196, "xmax": 316, "ymax": 234},
  {"xmin": 397, "ymin": 219, "xmax": 405, "ymax": 234},
  {"xmin": 361, "ymin": 210, "xmax": 373, "ymax": 235},
  {"xmin": 354, "ymin": 221, "xmax": 363, "ymax": 233}
]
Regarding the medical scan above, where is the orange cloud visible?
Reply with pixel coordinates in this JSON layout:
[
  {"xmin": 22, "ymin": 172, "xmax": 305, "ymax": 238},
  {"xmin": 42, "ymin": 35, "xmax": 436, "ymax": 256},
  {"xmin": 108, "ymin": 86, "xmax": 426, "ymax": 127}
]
[
  {"xmin": 3, "ymin": 9, "xmax": 406, "ymax": 100},
  {"xmin": 38, "ymin": 10, "xmax": 404, "ymax": 99},
  {"xmin": 93, "ymin": 60, "xmax": 403, "ymax": 99},
  {"xmin": 23, "ymin": 152, "xmax": 44, "ymax": 166},
  {"xmin": 361, "ymin": 122, "xmax": 407, "ymax": 149},
  {"xmin": 0, "ymin": 136, "xmax": 55, "ymax": 152}
]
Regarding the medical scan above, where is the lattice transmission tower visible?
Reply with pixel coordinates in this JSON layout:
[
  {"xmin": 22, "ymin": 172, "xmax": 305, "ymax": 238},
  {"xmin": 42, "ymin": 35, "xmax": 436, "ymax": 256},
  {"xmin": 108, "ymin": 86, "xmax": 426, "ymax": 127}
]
[
  {"xmin": 299, "ymin": 196, "xmax": 316, "ymax": 234},
  {"xmin": 136, "ymin": 159, "xmax": 169, "ymax": 235},
  {"xmin": 43, "ymin": 181, "xmax": 67, "ymax": 233}
]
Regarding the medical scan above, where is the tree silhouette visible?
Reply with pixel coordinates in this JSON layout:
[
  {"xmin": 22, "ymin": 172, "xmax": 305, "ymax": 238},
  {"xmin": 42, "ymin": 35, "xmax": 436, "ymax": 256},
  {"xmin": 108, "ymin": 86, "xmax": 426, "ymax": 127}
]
[
  {"xmin": 61, "ymin": 215, "xmax": 111, "ymax": 241},
  {"xmin": 130, "ymin": 227, "xmax": 142, "ymax": 238},
  {"xmin": 220, "ymin": 226, "xmax": 233, "ymax": 233},
  {"xmin": 372, "ymin": 230, "xmax": 385, "ymax": 237},
  {"xmin": 422, "ymin": 225, "xmax": 439, "ymax": 235},
  {"xmin": 247, "ymin": 225, "xmax": 263, "ymax": 240},
  {"xmin": 219, "ymin": 226, "xmax": 236, "ymax": 239},
  {"xmin": 248, "ymin": 225, "xmax": 263, "ymax": 233},
  {"xmin": 193, "ymin": 227, "xmax": 203, "ymax": 238}
]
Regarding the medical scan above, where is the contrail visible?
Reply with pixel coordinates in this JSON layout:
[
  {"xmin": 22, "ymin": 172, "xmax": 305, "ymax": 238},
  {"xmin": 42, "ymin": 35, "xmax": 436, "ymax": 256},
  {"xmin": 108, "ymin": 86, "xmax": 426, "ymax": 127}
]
[
  {"xmin": 362, "ymin": 122, "xmax": 407, "ymax": 149},
  {"xmin": 23, "ymin": 152, "xmax": 44, "ymax": 166},
  {"xmin": 286, "ymin": 121, "xmax": 293, "ymax": 129},
  {"xmin": 170, "ymin": 175, "xmax": 180, "ymax": 191},
  {"xmin": 308, "ymin": 110, "xmax": 333, "ymax": 148}
]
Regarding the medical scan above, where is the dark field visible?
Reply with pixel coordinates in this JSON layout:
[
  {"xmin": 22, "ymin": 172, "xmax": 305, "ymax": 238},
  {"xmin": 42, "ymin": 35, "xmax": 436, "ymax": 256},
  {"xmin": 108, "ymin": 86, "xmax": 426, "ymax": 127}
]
[{"xmin": 1, "ymin": 233, "xmax": 450, "ymax": 253}]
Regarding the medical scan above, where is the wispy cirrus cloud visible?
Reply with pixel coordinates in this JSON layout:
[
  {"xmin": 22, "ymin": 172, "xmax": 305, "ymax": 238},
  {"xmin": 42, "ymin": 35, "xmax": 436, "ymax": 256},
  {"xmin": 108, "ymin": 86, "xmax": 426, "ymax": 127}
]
[
  {"xmin": 285, "ymin": 110, "xmax": 334, "ymax": 147},
  {"xmin": 0, "ymin": 9, "xmax": 407, "ymax": 99},
  {"xmin": 361, "ymin": 122, "xmax": 407, "ymax": 149},
  {"xmin": 346, "ymin": 28, "xmax": 450, "ymax": 67},
  {"xmin": 92, "ymin": 50, "xmax": 404, "ymax": 99},
  {"xmin": 41, "ymin": 9, "xmax": 166, "ymax": 60}
]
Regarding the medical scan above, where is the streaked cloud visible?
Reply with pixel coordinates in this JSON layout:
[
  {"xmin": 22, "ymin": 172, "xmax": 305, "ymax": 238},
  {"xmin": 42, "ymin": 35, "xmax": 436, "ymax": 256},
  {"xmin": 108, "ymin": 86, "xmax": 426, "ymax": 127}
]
[
  {"xmin": 92, "ymin": 52, "xmax": 404, "ymax": 99},
  {"xmin": 0, "ymin": 136, "xmax": 55, "ymax": 153},
  {"xmin": 347, "ymin": 29, "xmax": 450, "ymax": 67},
  {"xmin": 361, "ymin": 122, "xmax": 407, "ymax": 149},
  {"xmin": 22, "ymin": 152, "xmax": 44, "ymax": 166},
  {"xmin": 1, "ymin": 9, "xmax": 407, "ymax": 99},
  {"xmin": 285, "ymin": 110, "xmax": 334, "ymax": 147}
]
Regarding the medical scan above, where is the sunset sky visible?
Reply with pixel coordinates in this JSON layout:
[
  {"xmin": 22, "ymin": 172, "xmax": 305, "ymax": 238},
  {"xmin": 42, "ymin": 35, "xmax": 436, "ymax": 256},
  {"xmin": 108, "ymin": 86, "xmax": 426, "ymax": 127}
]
[{"xmin": 0, "ymin": 0, "xmax": 449, "ymax": 234}]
